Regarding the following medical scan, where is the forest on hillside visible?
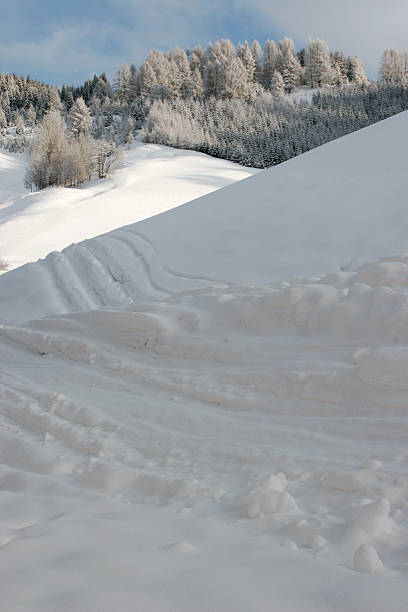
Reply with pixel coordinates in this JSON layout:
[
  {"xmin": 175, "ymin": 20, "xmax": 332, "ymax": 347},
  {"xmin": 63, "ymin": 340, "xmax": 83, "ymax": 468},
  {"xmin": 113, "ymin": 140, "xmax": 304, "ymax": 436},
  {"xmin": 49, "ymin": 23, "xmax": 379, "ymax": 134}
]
[{"xmin": 1, "ymin": 37, "xmax": 408, "ymax": 186}]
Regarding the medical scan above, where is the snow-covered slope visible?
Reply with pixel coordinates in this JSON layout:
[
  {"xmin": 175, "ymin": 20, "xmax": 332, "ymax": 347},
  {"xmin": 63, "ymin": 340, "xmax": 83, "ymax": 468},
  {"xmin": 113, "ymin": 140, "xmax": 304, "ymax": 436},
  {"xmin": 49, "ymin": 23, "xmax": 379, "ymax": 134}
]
[
  {"xmin": 2, "ymin": 111, "xmax": 408, "ymax": 325},
  {"xmin": 2, "ymin": 113, "xmax": 408, "ymax": 611},
  {"xmin": 133, "ymin": 110, "xmax": 408, "ymax": 284},
  {"xmin": 0, "ymin": 150, "xmax": 26, "ymax": 202},
  {"xmin": 0, "ymin": 142, "xmax": 256, "ymax": 271}
]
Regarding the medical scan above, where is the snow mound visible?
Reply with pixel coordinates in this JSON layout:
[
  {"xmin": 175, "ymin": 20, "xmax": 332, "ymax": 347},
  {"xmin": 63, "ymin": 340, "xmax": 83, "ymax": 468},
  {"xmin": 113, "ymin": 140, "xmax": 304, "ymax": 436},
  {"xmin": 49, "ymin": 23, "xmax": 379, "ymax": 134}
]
[
  {"xmin": 353, "ymin": 544, "xmax": 384, "ymax": 574},
  {"xmin": 348, "ymin": 498, "xmax": 394, "ymax": 537}
]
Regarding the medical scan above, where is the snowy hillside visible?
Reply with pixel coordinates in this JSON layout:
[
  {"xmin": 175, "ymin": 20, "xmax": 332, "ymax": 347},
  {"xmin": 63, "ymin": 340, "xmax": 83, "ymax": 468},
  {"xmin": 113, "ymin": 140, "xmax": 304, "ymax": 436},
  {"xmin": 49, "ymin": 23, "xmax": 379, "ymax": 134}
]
[
  {"xmin": 0, "ymin": 142, "xmax": 256, "ymax": 272},
  {"xmin": 2, "ymin": 111, "xmax": 408, "ymax": 324},
  {"xmin": 1, "ymin": 113, "xmax": 408, "ymax": 611}
]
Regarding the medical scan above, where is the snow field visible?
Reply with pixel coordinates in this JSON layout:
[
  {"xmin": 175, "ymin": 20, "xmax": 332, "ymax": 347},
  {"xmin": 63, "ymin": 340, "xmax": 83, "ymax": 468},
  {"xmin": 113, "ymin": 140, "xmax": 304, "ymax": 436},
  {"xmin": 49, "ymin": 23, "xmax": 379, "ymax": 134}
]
[
  {"xmin": 0, "ymin": 142, "xmax": 256, "ymax": 271},
  {"xmin": 2, "ymin": 112, "xmax": 408, "ymax": 609},
  {"xmin": 1, "ymin": 253, "xmax": 408, "ymax": 610}
]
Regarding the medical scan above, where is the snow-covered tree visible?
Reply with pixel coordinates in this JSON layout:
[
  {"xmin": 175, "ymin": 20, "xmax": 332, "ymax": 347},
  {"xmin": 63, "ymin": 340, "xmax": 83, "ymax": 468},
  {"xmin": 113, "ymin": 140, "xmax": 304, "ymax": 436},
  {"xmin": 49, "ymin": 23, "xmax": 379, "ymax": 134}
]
[
  {"xmin": 173, "ymin": 47, "xmax": 192, "ymax": 96},
  {"xmin": 26, "ymin": 110, "xmax": 68, "ymax": 189},
  {"xmin": 94, "ymin": 140, "xmax": 119, "ymax": 178},
  {"xmin": 270, "ymin": 71, "xmax": 285, "ymax": 97},
  {"xmin": 128, "ymin": 64, "xmax": 139, "ymax": 103},
  {"xmin": 348, "ymin": 56, "xmax": 368, "ymax": 85},
  {"xmin": 238, "ymin": 41, "xmax": 256, "ymax": 84},
  {"xmin": 70, "ymin": 97, "xmax": 92, "ymax": 137},
  {"xmin": 138, "ymin": 61, "xmax": 158, "ymax": 96},
  {"xmin": 15, "ymin": 113, "xmax": 25, "ymax": 135},
  {"xmin": 26, "ymin": 110, "xmax": 95, "ymax": 190},
  {"xmin": 113, "ymin": 63, "xmax": 131, "ymax": 105},
  {"xmin": 204, "ymin": 40, "xmax": 248, "ymax": 99},
  {"xmin": 331, "ymin": 51, "xmax": 348, "ymax": 82},
  {"xmin": 25, "ymin": 104, "xmax": 37, "ymax": 128},
  {"xmin": 220, "ymin": 56, "xmax": 249, "ymax": 99},
  {"xmin": 304, "ymin": 38, "xmax": 334, "ymax": 87},
  {"xmin": 380, "ymin": 49, "xmax": 404, "ymax": 83},
  {"xmin": 401, "ymin": 50, "xmax": 408, "ymax": 82},
  {"xmin": 278, "ymin": 38, "xmax": 302, "ymax": 93},
  {"xmin": 0, "ymin": 108, "xmax": 6, "ymax": 130},
  {"xmin": 263, "ymin": 40, "xmax": 280, "ymax": 87}
]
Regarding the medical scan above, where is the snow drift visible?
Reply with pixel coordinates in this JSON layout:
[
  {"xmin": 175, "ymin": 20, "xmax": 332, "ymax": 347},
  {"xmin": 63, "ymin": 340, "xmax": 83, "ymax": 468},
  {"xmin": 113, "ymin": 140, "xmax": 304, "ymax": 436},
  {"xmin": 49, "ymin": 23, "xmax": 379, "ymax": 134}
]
[
  {"xmin": 1, "ymin": 112, "xmax": 408, "ymax": 611},
  {"xmin": 1, "ymin": 112, "xmax": 408, "ymax": 325}
]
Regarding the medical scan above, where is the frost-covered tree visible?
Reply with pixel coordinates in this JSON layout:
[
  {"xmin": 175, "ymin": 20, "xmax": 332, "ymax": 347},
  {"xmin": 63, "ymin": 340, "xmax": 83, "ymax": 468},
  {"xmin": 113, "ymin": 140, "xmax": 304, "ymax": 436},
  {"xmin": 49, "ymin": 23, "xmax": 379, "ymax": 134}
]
[
  {"xmin": 0, "ymin": 108, "xmax": 6, "ymax": 130},
  {"xmin": 190, "ymin": 65, "xmax": 204, "ymax": 98},
  {"xmin": 26, "ymin": 110, "xmax": 68, "ymax": 189},
  {"xmin": 94, "ymin": 140, "xmax": 119, "ymax": 178},
  {"xmin": 113, "ymin": 63, "xmax": 131, "ymax": 105},
  {"xmin": 204, "ymin": 40, "xmax": 249, "ymax": 99},
  {"xmin": 221, "ymin": 56, "xmax": 249, "ymax": 99},
  {"xmin": 25, "ymin": 104, "xmax": 37, "ymax": 127},
  {"xmin": 380, "ymin": 49, "xmax": 404, "ymax": 83},
  {"xmin": 26, "ymin": 110, "xmax": 95, "ymax": 190},
  {"xmin": 348, "ymin": 56, "xmax": 368, "ymax": 85},
  {"xmin": 263, "ymin": 40, "xmax": 280, "ymax": 87},
  {"xmin": 270, "ymin": 71, "xmax": 285, "ymax": 97},
  {"xmin": 304, "ymin": 38, "xmax": 333, "ymax": 87},
  {"xmin": 121, "ymin": 114, "xmax": 135, "ymax": 143},
  {"xmin": 401, "ymin": 50, "xmax": 408, "ymax": 82},
  {"xmin": 70, "ymin": 97, "xmax": 92, "ymax": 137},
  {"xmin": 278, "ymin": 38, "xmax": 302, "ymax": 93},
  {"xmin": 138, "ymin": 60, "xmax": 158, "ymax": 96},
  {"xmin": 128, "ymin": 64, "xmax": 139, "ymax": 104},
  {"xmin": 143, "ymin": 82, "xmax": 408, "ymax": 169},
  {"xmin": 15, "ymin": 113, "xmax": 25, "ymax": 135},
  {"xmin": 331, "ymin": 51, "xmax": 349, "ymax": 82},
  {"xmin": 238, "ymin": 41, "xmax": 256, "ymax": 84},
  {"xmin": 173, "ymin": 47, "xmax": 192, "ymax": 96},
  {"xmin": 251, "ymin": 40, "xmax": 263, "ymax": 82}
]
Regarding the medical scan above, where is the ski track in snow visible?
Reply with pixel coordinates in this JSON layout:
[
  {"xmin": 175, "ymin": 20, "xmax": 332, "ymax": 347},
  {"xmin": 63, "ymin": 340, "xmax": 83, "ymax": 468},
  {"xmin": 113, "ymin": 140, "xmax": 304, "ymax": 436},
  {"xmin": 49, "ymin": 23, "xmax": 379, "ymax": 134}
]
[
  {"xmin": 2, "ymin": 257, "xmax": 408, "ymax": 609},
  {"xmin": 2, "ymin": 115, "xmax": 408, "ymax": 610}
]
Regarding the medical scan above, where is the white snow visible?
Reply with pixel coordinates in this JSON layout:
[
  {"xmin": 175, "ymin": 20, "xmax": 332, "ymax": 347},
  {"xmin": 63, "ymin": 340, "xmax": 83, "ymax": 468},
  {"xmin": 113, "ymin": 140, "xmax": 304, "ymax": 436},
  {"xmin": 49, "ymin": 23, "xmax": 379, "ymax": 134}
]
[
  {"xmin": 0, "ymin": 142, "xmax": 256, "ymax": 271},
  {"xmin": 1, "ymin": 112, "xmax": 408, "ymax": 610},
  {"xmin": 354, "ymin": 545, "xmax": 384, "ymax": 574}
]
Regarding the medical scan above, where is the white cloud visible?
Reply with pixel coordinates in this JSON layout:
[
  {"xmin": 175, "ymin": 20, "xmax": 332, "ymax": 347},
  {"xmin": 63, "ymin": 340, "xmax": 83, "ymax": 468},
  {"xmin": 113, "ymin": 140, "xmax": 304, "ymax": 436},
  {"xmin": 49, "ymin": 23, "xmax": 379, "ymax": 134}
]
[
  {"xmin": 246, "ymin": 0, "xmax": 408, "ymax": 76},
  {"xmin": 1, "ymin": 0, "xmax": 407, "ymax": 82},
  {"xmin": 0, "ymin": 23, "xmax": 124, "ymax": 83}
]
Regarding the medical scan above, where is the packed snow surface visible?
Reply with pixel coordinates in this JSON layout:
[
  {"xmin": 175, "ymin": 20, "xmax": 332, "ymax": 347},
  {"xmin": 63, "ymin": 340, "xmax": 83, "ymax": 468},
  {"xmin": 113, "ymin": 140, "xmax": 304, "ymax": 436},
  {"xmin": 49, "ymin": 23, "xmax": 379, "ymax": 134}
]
[{"xmin": 2, "ymin": 113, "xmax": 408, "ymax": 611}]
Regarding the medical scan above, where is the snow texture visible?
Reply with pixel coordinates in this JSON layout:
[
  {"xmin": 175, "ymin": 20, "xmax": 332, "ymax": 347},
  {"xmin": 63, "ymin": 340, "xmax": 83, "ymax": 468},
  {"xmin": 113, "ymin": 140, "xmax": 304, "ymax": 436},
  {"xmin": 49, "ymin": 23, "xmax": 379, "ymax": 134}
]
[{"xmin": 1, "ymin": 113, "xmax": 408, "ymax": 611}]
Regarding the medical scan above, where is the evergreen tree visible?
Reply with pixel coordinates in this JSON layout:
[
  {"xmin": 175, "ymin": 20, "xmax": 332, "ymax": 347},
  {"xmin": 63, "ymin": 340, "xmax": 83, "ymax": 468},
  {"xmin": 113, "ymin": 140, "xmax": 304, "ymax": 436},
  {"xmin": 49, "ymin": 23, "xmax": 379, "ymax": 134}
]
[
  {"xmin": 128, "ymin": 64, "xmax": 139, "ymax": 104},
  {"xmin": 0, "ymin": 108, "xmax": 6, "ymax": 130},
  {"xmin": 70, "ymin": 97, "xmax": 92, "ymax": 137},
  {"xmin": 331, "ymin": 51, "xmax": 349, "ymax": 82},
  {"xmin": 348, "ymin": 56, "xmax": 368, "ymax": 85},
  {"xmin": 270, "ymin": 71, "xmax": 285, "ymax": 97},
  {"xmin": 113, "ymin": 63, "xmax": 131, "ymax": 104},
  {"xmin": 251, "ymin": 40, "xmax": 263, "ymax": 83}
]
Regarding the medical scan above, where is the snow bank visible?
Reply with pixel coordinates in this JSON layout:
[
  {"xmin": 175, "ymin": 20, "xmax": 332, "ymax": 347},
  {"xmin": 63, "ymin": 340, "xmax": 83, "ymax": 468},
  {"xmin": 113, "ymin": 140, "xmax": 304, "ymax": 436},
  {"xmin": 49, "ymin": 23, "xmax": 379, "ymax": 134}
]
[
  {"xmin": 2, "ymin": 112, "xmax": 408, "ymax": 326},
  {"xmin": 0, "ymin": 142, "xmax": 256, "ymax": 271}
]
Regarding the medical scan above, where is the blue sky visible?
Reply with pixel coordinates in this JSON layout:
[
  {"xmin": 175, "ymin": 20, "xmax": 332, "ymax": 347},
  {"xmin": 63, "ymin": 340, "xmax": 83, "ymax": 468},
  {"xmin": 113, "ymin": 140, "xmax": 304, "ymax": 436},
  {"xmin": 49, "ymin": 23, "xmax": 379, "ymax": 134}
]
[{"xmin": 1, "ymin": 0, "xmax": 407, "ymax": 85}]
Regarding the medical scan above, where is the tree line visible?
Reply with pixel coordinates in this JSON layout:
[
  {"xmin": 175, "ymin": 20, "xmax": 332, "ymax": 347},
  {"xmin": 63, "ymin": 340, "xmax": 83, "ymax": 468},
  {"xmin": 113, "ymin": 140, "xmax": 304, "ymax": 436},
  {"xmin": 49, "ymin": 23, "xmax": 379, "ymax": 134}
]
[
  {"xmin": 142, "ymin": 83, "xmax": 408, "ymax": 168},
  {"xmin": 1, "ymin": 37, "xmax": 408, "ymax": 188}
]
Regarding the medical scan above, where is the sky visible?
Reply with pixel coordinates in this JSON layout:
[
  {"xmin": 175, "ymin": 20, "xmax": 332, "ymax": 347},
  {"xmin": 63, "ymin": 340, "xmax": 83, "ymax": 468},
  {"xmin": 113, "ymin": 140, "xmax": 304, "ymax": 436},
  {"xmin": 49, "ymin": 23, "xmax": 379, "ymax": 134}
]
[{"xmin": 0, "ymin": 0, "xmax": 407, "ymax": 85}]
